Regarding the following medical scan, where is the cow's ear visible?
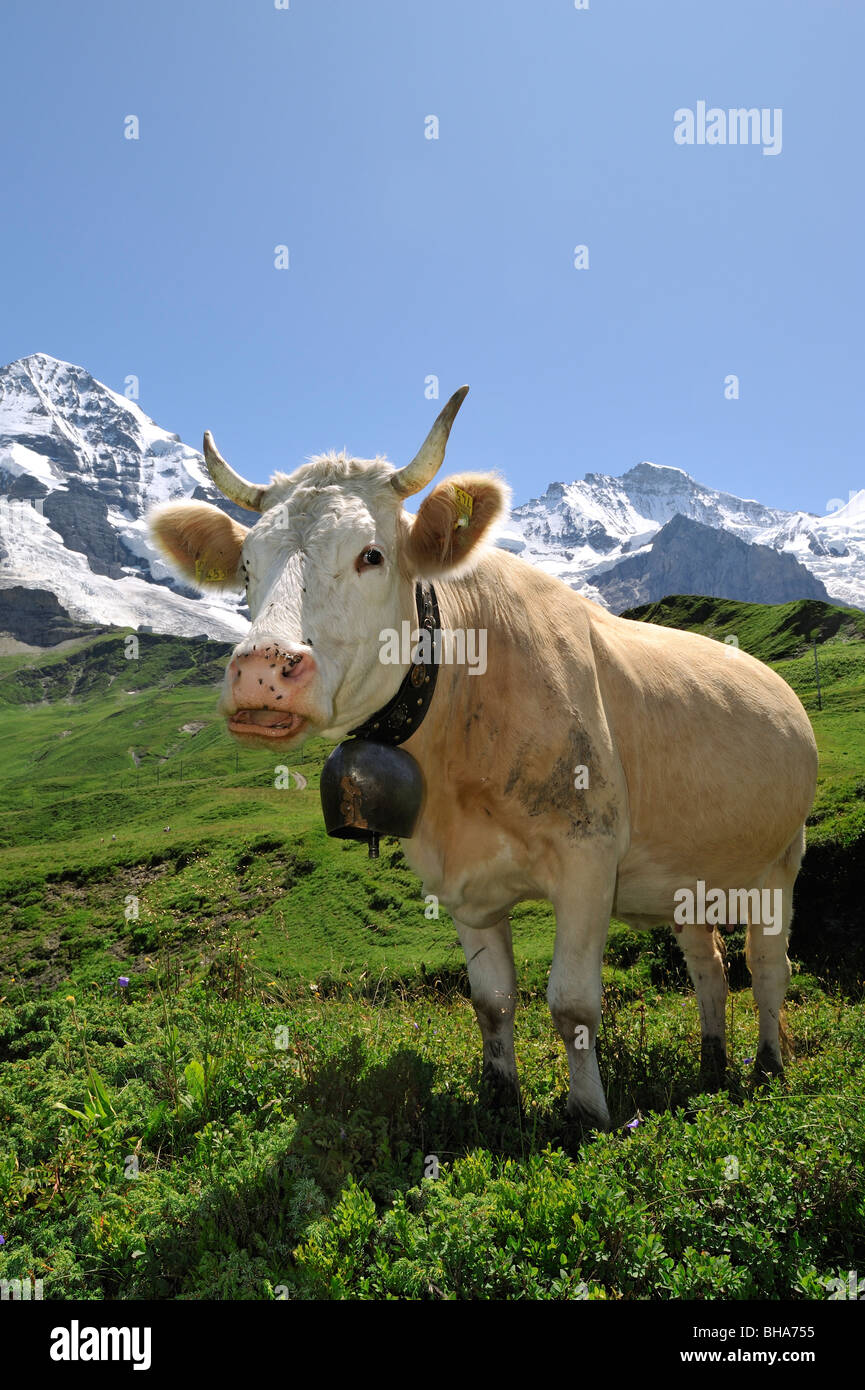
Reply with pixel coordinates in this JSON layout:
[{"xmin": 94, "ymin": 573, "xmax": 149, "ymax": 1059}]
[
  {"xmin": 149, "ymin": 502, "xmax": 248, "ymax": 590},
  {"xmin": 403, "ymin": 473, "xmax": 509, "ymax": 578}
]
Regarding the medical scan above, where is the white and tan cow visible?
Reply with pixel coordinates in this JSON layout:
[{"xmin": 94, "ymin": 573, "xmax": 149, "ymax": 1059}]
[{"xmin": 150, "ymin": 389, "xmax": 818, "ymax": 1127}]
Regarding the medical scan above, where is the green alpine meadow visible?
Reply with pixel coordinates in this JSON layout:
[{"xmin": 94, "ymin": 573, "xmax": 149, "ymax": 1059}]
[{"xmin": 0, "ymin": 596, "xmax": 863, "ymax": 1301}]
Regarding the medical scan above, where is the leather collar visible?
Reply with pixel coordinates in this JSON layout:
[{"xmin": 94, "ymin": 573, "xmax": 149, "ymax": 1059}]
[{"xmin": 347, "ymin": 581, "xmax": 440, "ymax": 745}]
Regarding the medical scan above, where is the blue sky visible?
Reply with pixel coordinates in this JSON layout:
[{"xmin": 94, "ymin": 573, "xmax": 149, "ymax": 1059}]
[{"xmin": 1, "ymin": 0, "xmax": 861, "ymax": 515}]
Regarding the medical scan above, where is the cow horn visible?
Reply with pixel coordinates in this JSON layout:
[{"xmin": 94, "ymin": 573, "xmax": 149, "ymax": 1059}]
[
  {"xmin": 390, "ymin": 386, "xmax": 469, "ymax": 498},
  {"xmin": 202, "ymin": 431, "xmax": 270, "ymax": 512}
]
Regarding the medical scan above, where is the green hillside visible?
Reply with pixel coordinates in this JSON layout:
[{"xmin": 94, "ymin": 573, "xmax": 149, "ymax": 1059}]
[
  {"xmin": 0, "ymin": 630, "xmax": 567, "ymax": 992},
  {"xmin": 622, "ymin": 594, "xmax": 865, "ymax": 663}
]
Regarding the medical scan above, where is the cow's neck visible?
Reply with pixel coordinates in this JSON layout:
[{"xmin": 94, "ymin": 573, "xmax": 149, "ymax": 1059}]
[
  {"xmin": 402, "ymin": 549, "xmax": 535, "ymax": 764},
  {"xmin": 400, "ymin": 546, "xmax": 599, "ymax": 771},
  {"xmin": 347, "ymin": 580, "xmax": 441, "ymax": 745}
]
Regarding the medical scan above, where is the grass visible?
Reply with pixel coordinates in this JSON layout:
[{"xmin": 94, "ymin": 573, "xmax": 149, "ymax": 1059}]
[
  {"xmin": 1, "ymin": 946, "xmax": 862, "ymax": 1300},
  {"xmin": 0, "ymin": 597, "xmax": 863, "ymax": 1300}
]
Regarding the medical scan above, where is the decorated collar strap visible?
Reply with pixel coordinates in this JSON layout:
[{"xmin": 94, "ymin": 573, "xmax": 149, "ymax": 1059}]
[{"xmin": 347, "ymin": 581, "xmax": 440, "ymax": 746}]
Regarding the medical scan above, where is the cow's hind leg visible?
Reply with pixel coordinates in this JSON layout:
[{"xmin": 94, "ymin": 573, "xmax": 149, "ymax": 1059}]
[
  {"xmin": 456, "ymin": 917, "xmax": 519, "ymax": 1105},
  {"xmin": 675, "ymin": 923, "xmax": 728, "ymax": 1087},
  {"xmin": 746, "ymin": 832, "xmax": 802, "ymax": 1078}
]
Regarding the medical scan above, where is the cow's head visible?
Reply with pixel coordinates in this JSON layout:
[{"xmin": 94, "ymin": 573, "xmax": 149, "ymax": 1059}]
[{"xmin": 148, "ymin": 389, "xmax": 507, "ymax": 747}]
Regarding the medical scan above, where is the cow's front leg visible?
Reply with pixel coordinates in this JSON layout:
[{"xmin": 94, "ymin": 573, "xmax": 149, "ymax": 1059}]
[
  {"xmin": 549, "ymin": 858, "xmax": 616, "ymax": 1130},
  {"xmin": 456, "ymin": 916, "xmax": 519, "ymax": 1105}
]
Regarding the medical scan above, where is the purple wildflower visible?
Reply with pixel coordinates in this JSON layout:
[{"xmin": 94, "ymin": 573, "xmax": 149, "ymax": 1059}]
[{"xmin": 118, "ymin": 977, "xmax": 129, "ymax": 988}]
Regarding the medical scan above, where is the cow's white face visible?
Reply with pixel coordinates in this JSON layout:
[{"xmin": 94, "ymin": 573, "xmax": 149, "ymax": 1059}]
[
  {"xmin": 224, "ymin": 458, "xmax": 416, "ymax": 744},
  {"xmin": 149, "ymin": 396, "xmax": 507, "ymax": 749}
]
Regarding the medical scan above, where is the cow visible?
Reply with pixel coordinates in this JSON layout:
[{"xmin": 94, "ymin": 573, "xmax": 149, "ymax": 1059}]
[{"xmin": 149, "ymin": 388, "xmax": 819, "ymax": 1128}]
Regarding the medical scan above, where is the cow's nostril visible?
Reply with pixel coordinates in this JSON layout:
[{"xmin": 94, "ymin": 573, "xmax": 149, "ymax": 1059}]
[{"xmin": 230, "ymin": 647, "xmax": 310, "ymax": 692}]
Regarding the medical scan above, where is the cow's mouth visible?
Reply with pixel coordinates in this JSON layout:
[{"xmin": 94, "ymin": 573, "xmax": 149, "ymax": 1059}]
[{"xmin": 227, "ymin": 708, "xmax": 307, "ymax": 739}]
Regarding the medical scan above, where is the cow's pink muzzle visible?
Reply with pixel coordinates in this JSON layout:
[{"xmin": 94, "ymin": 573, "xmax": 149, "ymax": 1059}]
[{"xmin": 225, "ymin": 644, "xmax": 314, "ymax": 740}]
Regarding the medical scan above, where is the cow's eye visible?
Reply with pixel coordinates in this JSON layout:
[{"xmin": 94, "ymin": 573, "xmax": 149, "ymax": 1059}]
[{"xmin": 358, "ymin": 546, "xmax": 384, "ymax": 569}]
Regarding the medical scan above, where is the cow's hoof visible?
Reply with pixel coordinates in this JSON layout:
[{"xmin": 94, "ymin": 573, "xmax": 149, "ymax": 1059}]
[
  {"xmin": 699, "ymin": 1037, "xmax": 728, "ymax": 1092},
  {"xmin": 479, "ymin": 1068, "xmax": 521, "ymax": 1112},
  {"xmin": 752, "ymin": 1045, "xmax": 785, "ymax": 1085},
  {"xmin": 565, "ymin": 1101, "xmax": 611, "ymax": 1134}
]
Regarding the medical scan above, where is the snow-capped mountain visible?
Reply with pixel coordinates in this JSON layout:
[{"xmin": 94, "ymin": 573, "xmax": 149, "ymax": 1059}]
[
  {"xmin": 0, "ymin": 353, "xmax": 249, "ymax": 643},
  {"xmin": 590, "ymin": 514, "xmax": 830, "ymax": 612},
  {"xmin": 498, "ymin": 462, "xmax": 863, "ymax": 611},
  {"xmin": 0, "ymin": 353, "xmax": 861, "ymax": 647}
]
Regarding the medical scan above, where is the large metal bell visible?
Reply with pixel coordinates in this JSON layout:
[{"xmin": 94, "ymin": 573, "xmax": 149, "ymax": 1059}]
[{"xmin": 320, "ymin": 738, "xmax": 425, "ymax": 858}]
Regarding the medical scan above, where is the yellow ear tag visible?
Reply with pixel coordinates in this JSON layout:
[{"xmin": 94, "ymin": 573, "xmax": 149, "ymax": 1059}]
[
  {"xmin": 195, "ymin": 558, "xmax": 227, "ymax": 583},
  {"xmin": 453, "ymin": 485, "xmax": 474, "ymax": 530}
]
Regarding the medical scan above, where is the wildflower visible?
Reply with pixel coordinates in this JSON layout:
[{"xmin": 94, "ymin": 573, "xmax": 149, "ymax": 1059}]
[
  {"xmin": 625, "ymin": 1117, "xmax": 640, "ymax": 1130},
  {"xmin": 118, "ymin": 977, "xmax": 129, "ymax": 988},
  {"xmin": 0, "ymin": 1235, "xmax": 5, "ymax": 1246},
  {"xmin": 743, "ymin": 1056, "xmax": 755, "ymax": 1065},
  {"xmin": 65, "ymin": 995, "xmax": 75, "ymax": 1002}
]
